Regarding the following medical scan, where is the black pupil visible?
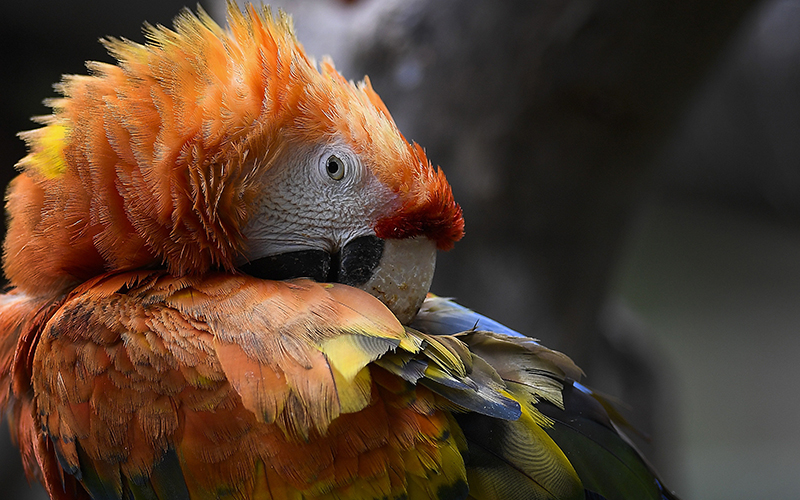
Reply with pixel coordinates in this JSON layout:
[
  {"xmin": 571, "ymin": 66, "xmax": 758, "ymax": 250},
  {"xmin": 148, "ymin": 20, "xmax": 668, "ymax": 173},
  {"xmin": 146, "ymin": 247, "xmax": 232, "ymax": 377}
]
[{"xmin": 327, "ymin": 157, "xmax": 341, "ymax": 175}]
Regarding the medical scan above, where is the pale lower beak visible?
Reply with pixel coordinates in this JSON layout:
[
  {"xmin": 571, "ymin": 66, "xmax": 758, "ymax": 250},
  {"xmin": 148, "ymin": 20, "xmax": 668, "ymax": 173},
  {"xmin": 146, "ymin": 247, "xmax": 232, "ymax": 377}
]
[{"xmin": 353, "ymin": 236, "xmax": 436, "ymax": 324}]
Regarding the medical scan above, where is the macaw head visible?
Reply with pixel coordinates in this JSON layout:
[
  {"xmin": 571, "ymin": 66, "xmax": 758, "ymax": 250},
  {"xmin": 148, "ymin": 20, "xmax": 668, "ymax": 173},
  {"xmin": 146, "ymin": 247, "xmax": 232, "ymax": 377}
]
[{"xmin": 4, "ymin": 4, "xmax": 463, "ymax": 323}]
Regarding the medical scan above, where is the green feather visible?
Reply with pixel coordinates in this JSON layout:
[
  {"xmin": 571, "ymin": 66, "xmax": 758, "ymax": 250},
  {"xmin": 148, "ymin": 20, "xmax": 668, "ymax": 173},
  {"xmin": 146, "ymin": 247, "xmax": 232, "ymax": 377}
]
[{"xmin": 537, "ymin": 383, "xmax": 678, "ymax": 500}]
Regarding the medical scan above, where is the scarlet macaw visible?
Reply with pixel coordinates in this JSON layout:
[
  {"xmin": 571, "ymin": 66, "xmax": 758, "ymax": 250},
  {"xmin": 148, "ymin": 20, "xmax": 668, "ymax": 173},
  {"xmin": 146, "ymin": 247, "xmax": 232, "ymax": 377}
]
[{"xmin": 0, "ymin": 4, "xmax": 677, "ymax": 500}]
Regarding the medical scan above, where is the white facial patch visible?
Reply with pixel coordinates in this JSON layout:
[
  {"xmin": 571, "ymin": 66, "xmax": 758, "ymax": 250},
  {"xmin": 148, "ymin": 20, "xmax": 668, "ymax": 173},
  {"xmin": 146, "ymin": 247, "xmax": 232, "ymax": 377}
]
[
  {"xmin": 239, "ymin": 141, "xmax": 438, "ymax": 323},
  {"xmin": 241, "ymin": 142, "xmax": 397, "ymax": 263}
]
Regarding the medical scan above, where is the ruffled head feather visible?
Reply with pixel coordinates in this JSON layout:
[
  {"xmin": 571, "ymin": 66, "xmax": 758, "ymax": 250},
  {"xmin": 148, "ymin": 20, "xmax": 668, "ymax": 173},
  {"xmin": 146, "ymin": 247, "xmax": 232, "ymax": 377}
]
[{"xmin": 5, "ymin": 3, "xmax": 463, "ymax": 295}]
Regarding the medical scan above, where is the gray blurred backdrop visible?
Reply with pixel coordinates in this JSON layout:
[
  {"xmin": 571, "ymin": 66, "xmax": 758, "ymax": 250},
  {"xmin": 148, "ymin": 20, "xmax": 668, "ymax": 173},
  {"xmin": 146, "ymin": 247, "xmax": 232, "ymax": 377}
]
[{"xmin": 1, "ymin": 0, "xmax": 799, "ymax": 499}]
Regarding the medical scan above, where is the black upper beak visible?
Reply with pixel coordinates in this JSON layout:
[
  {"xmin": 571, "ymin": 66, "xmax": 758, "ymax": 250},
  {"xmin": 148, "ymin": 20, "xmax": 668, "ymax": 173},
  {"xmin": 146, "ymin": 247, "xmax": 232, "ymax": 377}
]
[{"xmin": 240, "ymin": 235, "xmax": 385, "ymax": 287}]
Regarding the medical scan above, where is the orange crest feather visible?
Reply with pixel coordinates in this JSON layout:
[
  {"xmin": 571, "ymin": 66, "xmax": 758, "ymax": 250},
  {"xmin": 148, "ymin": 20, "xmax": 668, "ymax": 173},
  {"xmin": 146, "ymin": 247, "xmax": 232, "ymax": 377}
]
[{"xmin": 5, "ymin": 3, "xmax": 463, "ymax": 295}]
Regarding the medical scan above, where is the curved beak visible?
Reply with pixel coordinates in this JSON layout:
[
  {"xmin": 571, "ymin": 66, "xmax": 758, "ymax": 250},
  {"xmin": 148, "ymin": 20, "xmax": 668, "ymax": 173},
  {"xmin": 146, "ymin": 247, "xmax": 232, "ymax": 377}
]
[
  {"xmin": 240, "ymin": 236, "xmax": 436, "ymax": 324},
  {"xmin": 350, "ymin": 236, "xmax": 436, "ymax": 324}
]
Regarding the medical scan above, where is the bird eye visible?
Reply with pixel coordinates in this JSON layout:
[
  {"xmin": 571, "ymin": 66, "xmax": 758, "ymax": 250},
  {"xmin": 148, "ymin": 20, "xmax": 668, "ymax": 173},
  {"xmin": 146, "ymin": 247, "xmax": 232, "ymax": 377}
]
[{"xmin": 325, "ymin": 155, "xmax": 346, "ymax": 180}]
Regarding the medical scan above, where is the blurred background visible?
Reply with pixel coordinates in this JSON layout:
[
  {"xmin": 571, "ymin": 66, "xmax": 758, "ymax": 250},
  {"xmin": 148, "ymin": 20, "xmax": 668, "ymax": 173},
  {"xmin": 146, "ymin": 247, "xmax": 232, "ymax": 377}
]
[{"xmin": 1, "ymin": 0, "xmax": 799, "ymax": 499}]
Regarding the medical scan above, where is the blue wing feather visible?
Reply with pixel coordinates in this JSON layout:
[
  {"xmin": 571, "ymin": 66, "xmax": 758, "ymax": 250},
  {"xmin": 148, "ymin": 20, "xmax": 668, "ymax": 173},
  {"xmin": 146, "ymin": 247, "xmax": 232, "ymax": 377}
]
[
  {"xmin": 411, "ymin": 295, "xmax": 527, "ymax": 338},
  {"xmin": 412, "ymin": 295, "xmax": 680, "ymax": 500}
]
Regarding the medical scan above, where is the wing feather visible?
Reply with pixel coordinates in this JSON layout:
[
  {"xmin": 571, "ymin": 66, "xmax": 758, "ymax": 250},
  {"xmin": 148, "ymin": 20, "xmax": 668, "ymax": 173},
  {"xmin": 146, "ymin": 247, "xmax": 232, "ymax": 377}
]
[
  {"xmin": 413, "ymin": 294, "xmax": 679, "ymax": 500},
  {"xmin": 19, "ymin": 271, "xmax": 469, "ymax": 499}
]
